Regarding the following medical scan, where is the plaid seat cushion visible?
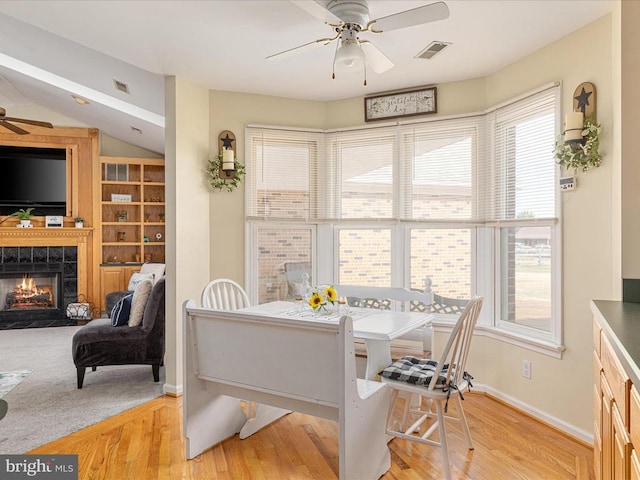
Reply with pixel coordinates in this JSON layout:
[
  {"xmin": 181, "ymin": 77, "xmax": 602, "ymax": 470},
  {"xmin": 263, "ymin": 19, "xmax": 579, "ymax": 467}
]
[{"xmin": 379, "ymin": 356, "xmax": 451, "ymax": 387}]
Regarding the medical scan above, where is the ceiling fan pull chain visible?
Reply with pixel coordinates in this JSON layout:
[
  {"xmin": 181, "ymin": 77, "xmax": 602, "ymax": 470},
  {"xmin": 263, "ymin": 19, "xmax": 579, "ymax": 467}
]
[
  {"xmin": 332, "ymin": 38, "xmax": 340, "ymax": 80},
  {"xmin": 363, "ymin": 65, "xmax": 367, "ymax": 86}
]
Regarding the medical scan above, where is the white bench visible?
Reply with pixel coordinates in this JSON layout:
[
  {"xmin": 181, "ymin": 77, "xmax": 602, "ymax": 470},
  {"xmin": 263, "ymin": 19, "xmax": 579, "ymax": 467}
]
[
  {"xmin": 334, "ymin": 278, "xmax": 434, "ymax": 353},
  {"xmin": 182, "ymin": 300, "xmax": 391, "ymax": 480}
]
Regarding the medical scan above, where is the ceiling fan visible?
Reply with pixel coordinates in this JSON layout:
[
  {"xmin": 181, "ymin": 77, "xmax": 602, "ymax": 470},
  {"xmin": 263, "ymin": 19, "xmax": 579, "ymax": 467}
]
[
  {"xmin": 0, "ymin": 107, "xmax": 54, "ymax": 135},
  {"xmin": 267, "ymin": 0, "xmax": 450, "ymax": 84}
]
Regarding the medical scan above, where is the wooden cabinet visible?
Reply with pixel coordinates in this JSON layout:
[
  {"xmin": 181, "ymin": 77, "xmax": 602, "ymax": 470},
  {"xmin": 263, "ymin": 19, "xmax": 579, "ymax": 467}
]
[
  {"xmin": 594, "ymin": 316, "xmax": 634, "ymax": 480},
  {"xmin": 99, "ymin": 265, "xmax": 140, "ymax": 313},
  {"xmin": 631, "ymin": 450, "xmax": 640, "ymax": 480}
]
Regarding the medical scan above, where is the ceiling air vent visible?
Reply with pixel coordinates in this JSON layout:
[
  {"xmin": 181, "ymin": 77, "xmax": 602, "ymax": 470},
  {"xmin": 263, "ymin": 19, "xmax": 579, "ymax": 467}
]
[
  {"xmin": 415, "ymin": 41, "xmax": 451, "ymax": 60},
  {"xmin": 113, "ymin": 79, "xmax": 130, "ymax": 94}
]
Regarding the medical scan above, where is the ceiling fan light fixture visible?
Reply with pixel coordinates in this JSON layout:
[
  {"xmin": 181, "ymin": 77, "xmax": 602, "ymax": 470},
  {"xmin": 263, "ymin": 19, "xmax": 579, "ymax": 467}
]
[{"xmin": 334, "ymin": 39, "xmax": 365, "ymax": 72}]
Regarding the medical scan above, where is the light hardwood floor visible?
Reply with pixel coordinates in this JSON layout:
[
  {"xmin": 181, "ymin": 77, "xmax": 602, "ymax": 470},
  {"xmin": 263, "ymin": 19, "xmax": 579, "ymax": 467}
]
[{"xmin": 29, "ymin": 392, "xmax": 593, "ymax": 479}]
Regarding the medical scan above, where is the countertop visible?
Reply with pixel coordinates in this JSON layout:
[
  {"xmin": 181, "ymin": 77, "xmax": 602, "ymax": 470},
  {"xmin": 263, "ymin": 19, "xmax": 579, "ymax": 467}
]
[{"xmin": 591, "ymin": 300, "xmax": 640, "ymax": 387}]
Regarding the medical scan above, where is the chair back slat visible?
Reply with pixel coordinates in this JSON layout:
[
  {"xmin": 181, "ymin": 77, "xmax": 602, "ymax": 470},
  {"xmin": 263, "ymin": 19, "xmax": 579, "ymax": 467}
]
[
  {"xmin": 334, "ymin": 277, "xmax": 433, "ymax": 312},
  {"xmin": 428, "ymin": 296, "xmax": 483, "ymax": 390},
  {"xmin": 201, "ymin": 279, "xmax": 251, "ymax": 311}
]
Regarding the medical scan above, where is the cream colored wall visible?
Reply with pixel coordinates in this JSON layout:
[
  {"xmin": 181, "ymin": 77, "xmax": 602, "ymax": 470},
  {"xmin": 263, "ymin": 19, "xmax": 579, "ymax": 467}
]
[
  {"xmin": 99, "ymin": 133, "xmax": 162, "ymax": 158},
  {"xmin": 164, "ymin": 76, "xmax": 211, "ymax": 394},
  {"xmin": 324, "ymin": 78, "xmax": 487, "ymax": 129},
  {"xmin": 208, "ymin": 91, "xmax": 326, "ymax": 286},
  {"xmin": 204, "ymin": 14, "xmax": 615, "ymax": 435},
  {"xmin": 448, "ymin": 15, "xmax": 614, "ymax": 435},
  {"xmin": 621, "ymin": 0, "xmax": 640, "ymax": 277}
]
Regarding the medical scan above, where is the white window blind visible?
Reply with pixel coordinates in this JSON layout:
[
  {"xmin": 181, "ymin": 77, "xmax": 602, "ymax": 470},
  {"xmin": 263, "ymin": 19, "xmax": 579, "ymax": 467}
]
[
  {"xmin": 481, "ymin": 87, "xmax": 558, "ymax": 222},
  {"xmin": 398, "ymin": 117, "xmax": 480, "ymax": 221},
  {"xmin": 246, "ymin": 126, "xmax": 323, "ymax": 220},
  {"xmin": 326, "ymin": 126, "xmax": 397, "ymax": 220}
]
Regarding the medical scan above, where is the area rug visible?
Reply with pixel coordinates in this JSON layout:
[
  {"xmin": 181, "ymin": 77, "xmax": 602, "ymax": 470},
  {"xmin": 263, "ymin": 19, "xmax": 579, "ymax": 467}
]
[
  {"xmin": 0, "ymin": 370, "xmax": 31, "ymax": 398},
  {"xmin": 0, "ymin": 325, "xmax": 164, "ymax": 454}
]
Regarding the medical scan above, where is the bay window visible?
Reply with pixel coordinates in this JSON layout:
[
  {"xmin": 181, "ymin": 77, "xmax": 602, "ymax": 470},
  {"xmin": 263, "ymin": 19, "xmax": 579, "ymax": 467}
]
[{"xmin": 246, "ymin": 83, "xmax": 562, "ymax": 352}]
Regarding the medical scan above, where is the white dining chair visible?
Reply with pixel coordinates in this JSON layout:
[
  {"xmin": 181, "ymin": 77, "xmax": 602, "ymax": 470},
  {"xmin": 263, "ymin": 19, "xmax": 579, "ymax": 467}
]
[
  {"xmin": 379, "ymin": 296, "xmax": 484, "ymax": 480},
  {"xmin": 200, "ymin": 278, "xmax": 290, "ymax": 439},
  {"xmin": 201, "ymin": 278, "xmax": 250, "ymax": 310}
]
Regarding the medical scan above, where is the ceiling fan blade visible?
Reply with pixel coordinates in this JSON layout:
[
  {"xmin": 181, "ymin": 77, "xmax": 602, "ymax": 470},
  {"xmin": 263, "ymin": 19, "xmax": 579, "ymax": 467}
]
[
  {"xmin": 360, "ymin": 41, "xmax": 394, "ymax": 74},
  {"xmin": 0, "ymin": 120, "xmax": 29, "ymax": 135},
  {"xmin": 372, "ymin": 1, "xmax": 450, "ymax": 32},
  {"xmin": 290, "ymin": 0, "xmax": 342, "ymax": 24},
  {"xmin": 266, "ymin": 37, "xmax": 329, "ymax": 61},
  {"xmin": 3, "ymin": 116, "xmax": 53, "ymax": 128}
]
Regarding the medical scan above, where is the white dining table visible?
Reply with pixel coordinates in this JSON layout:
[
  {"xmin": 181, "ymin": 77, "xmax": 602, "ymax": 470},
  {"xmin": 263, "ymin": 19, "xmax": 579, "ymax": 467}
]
[{"xmin": 241, "ymin": 300, "xmax": 433, "ymax": 381}]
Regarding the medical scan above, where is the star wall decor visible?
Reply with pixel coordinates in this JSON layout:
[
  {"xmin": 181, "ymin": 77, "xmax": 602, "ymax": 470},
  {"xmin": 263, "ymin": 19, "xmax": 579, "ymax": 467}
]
[
  {"xmin": 572, "ymin": 82, "xmax": 596, "ymax": 120},
  {"xmin": 574, "ymin": 87, "xmax": 591, "ymax": 114},
  {"xmin": 217, "ymin": 130, "xmax": 236, "ymax": 155},
  {"xmin": 221, "ymin": 133, "xmax": 234, "ymax": 150}
]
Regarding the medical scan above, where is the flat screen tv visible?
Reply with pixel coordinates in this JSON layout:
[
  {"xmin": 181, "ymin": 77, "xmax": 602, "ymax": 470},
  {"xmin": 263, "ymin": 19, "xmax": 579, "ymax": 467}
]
[{"xmin": 0, "ymin": 145, "xmax": 67, "ymax": 216}]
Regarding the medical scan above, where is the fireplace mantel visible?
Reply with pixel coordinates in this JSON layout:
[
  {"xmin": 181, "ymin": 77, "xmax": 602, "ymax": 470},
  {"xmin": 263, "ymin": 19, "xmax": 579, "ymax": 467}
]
[
  {"xmin": 0, "ymin": 227, "xmax": 93, "ymax": 308},
  {"xmin": 0, "ymin": 227, "xmax": 92, "ymax": 244}
]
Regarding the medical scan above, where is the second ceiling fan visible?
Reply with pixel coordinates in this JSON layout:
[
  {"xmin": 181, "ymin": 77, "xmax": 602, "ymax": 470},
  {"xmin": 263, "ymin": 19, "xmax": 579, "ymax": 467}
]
[
  {"xmin": 0, "ymin": 107, "xmax": 53, "ymax": 135},
  {"xmin": 267, "ymin": 0, "xmax": 450, "ymax": 83}
]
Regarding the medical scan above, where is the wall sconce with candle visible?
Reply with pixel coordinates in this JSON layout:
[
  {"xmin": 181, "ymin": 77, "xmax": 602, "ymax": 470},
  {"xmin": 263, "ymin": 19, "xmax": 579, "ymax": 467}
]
[
  {"xmin": 563, "ymin": 82, "xmax": 596, "ymax": 147},
  {"xmin": 219, "ymin": 130, "xmax": 236, "ymax": 180},
  {"xmin": 555, "ymin": 82, "xmax": 602, "ymax": 175},
  {"xmin": 207, "ymin": 130, "xmax": 246, "ymax": 192}
]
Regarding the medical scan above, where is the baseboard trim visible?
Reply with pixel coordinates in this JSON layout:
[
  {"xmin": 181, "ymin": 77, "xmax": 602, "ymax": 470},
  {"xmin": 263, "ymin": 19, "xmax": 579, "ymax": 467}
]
[
  {"xmin": 473, "ymin": 383, "xmax": 593, "ymax": 446},
  {"xmin": 163, "ymin": 379, "xmax": 591, "ymax": 444},
  {"xmin": 163, "ymin": 382, "xmax": 182, "ymax": 396}
]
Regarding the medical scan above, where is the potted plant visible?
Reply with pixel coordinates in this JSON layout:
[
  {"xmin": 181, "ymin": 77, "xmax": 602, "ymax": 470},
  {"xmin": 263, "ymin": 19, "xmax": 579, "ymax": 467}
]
[
  {"xmin": 74, "ymin": 217, "xmax": 84, "ymax": 228},
  {"xmin": 11, "ymin": 208, "xmax": 35, "ymax": 228}
]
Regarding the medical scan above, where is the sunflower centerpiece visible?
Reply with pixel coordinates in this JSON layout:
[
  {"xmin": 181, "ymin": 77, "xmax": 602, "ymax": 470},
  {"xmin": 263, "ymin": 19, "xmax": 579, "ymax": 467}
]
[{"xmin": 308, "ymin": 285, "xmax": 338, "ymax": 314}]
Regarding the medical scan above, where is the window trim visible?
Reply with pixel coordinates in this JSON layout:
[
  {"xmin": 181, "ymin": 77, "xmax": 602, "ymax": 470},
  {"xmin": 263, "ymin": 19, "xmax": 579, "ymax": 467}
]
[{"xmin": 432, "ymin": 318, "xmax": 566, "ymax": 359}]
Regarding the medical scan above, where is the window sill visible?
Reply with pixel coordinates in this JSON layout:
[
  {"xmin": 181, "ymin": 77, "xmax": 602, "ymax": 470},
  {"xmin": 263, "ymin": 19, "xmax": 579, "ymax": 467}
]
[{"xmin": 431, "ymin": 317, "xmax": 565, "ymax": 359}]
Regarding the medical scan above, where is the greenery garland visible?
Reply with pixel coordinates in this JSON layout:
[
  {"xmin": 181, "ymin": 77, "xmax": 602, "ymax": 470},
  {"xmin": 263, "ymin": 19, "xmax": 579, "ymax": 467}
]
[
  {"xmin": 554, "ymin": 116, "xmax": 602, "ymax": 173},
  {"xmin": 207, "ymin": 154, "xmax": 246, "ymax": 192}
]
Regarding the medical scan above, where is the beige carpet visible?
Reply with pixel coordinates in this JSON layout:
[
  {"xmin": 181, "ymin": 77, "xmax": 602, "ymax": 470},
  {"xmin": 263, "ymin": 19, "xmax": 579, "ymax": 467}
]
[{"xmin": 0, "ymin": 325, "xmax": 164, "ymax": 454}]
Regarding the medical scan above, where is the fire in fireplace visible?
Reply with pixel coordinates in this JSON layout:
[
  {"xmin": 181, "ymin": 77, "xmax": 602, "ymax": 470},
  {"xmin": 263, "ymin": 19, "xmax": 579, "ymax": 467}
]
[{"xmin": 5, "ymin": 275, "xmax": 55, "ymax": 310}]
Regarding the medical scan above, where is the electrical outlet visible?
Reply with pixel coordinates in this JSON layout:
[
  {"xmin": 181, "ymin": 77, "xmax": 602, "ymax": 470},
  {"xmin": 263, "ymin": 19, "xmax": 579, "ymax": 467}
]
[{"xmin": 522, "ymin": 360, "xmax": 531, "ymax": 379}]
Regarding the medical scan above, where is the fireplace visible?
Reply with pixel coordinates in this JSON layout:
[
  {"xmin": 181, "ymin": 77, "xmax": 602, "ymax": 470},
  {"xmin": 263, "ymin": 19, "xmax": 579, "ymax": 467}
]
[
  {"xmin": 4, "ymin": 273, "xmax": 57, "ymax": 310},
  {"xmin": 0, "ymin": 246, "xmax": 78, "ymax": 329}
]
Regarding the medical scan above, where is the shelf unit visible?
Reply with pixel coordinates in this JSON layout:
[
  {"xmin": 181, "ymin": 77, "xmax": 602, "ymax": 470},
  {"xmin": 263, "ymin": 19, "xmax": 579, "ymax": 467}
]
[{"xmin": 96, "ymin": 156, "xmax": 165, "ymax": 310}]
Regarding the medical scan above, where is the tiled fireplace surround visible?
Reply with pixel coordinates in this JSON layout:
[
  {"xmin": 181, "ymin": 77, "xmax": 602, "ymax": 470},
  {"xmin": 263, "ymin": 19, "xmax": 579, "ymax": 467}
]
[{"xmin": 0, "ymin": 228, "xmax": 91, "ymax": 329}]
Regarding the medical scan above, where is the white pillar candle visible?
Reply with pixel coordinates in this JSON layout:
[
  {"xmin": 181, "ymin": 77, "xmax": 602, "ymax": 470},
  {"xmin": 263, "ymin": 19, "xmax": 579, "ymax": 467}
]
[
  {"xmin": 564, "ymin": 112, "xmax": 584, "ymax": 142},
  {"xmin": 222, "ymin": 148, "xmax": 235, "ymax": 171}
]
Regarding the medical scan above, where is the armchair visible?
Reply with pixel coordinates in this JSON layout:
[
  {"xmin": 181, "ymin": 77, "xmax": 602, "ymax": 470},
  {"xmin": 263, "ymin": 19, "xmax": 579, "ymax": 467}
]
[
  {"xmin": 105, "ymin": 263, "xmax": 165, "ymax": 314},
  {"xmin": 72, "ymin": 277, "xmax": 165, "ymax": 388}
]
